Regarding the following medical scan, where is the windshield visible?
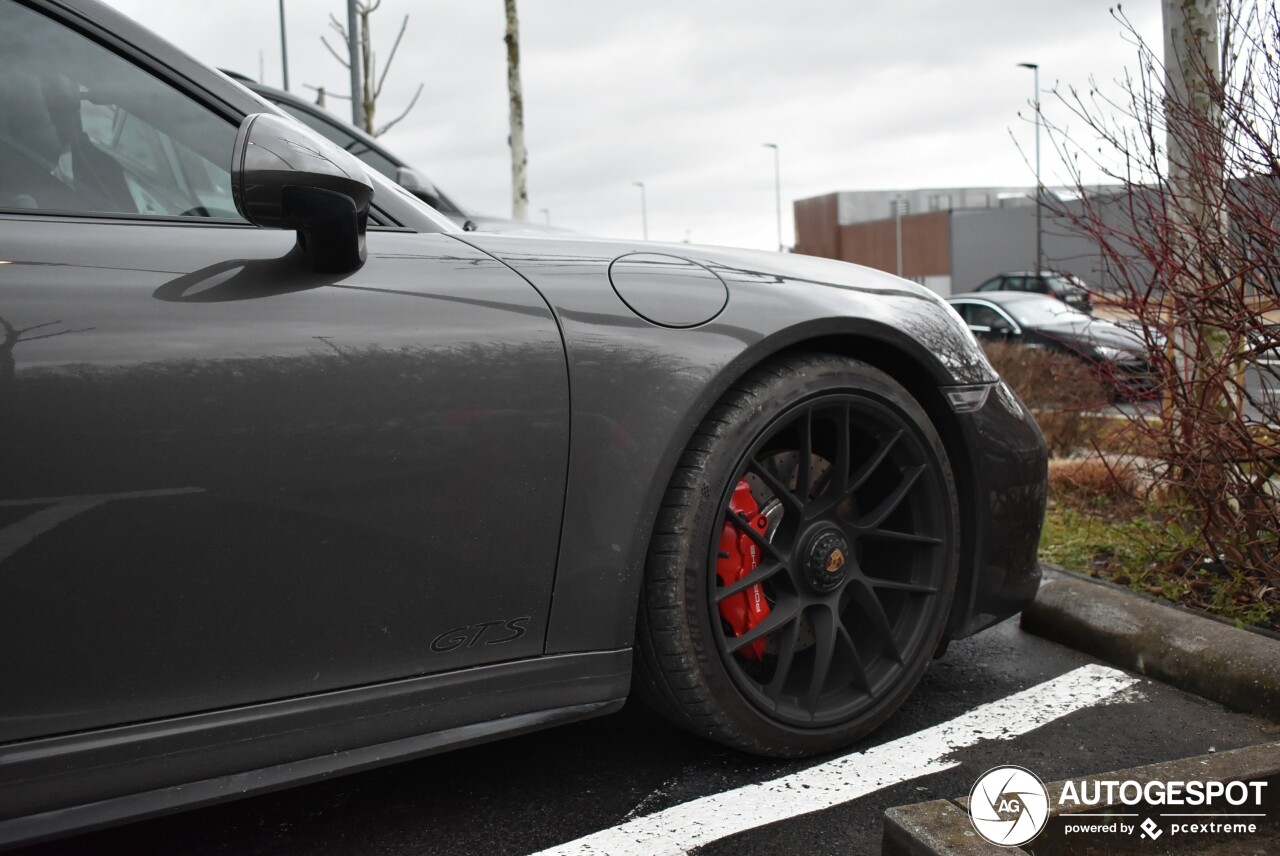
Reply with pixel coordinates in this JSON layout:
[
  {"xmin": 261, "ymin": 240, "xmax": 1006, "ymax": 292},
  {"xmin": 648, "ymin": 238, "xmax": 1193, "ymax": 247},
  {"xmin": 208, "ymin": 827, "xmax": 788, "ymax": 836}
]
[
  {"xmin": 1045, "ymin": 274, "xmax": 1086, "ymax": 294},
  {"xmin": 1002, "ymin": 296, "xmax": 1092, "ymax": 327}
]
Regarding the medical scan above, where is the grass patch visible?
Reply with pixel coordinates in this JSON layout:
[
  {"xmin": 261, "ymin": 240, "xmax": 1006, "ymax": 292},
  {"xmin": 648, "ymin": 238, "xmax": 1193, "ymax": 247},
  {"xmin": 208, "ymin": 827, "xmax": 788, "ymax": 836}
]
[
  {"xmin": 990, "ymin": 337, "xmax": 1280, "ymax": 631},
  {"xmin": 1040, "ymin": 499, "xmax": 1279, "ymax": 633}
]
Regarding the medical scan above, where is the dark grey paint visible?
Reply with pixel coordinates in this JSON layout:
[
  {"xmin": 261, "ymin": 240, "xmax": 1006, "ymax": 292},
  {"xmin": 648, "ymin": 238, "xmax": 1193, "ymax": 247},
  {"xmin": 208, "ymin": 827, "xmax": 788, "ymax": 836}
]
[
  {"xmin": 0, "ymin": 219, "xmax": 568, "ymax": 741},
  {"xmin": 607, "ymin": 253, "xmax": 728, "ymax": 328},
  {"xmin": 453, "ymin": 234, "xmax": 1033, "ymax": 654},
  {"xmin": 0, "ymin": 0, "xmax": 1047, "ymax": 844},
  {"xmin": 0, "ymin": 651, "xmax": 629, "ymax": 848}
]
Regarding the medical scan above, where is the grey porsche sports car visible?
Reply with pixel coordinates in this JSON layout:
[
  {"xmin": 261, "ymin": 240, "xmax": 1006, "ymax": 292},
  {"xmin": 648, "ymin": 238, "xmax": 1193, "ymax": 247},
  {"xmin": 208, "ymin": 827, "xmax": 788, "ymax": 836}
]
[{"xmin": 0, "ymin": 0, "xmax": 1047, "ymax": 846}]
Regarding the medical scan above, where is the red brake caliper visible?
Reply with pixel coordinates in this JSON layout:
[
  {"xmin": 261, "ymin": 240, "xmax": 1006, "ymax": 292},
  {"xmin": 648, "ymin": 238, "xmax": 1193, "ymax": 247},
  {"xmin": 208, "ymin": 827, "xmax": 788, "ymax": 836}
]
[{"xmin": 716, "ymin": 479, "xmax": 773, "ymax": 661}]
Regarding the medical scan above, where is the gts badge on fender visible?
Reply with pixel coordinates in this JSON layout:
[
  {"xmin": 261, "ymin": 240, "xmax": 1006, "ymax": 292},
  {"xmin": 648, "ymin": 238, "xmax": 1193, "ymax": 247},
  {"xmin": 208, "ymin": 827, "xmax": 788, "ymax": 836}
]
[{"xmin": 431, "ymin": 616, "xmax": 530, "ymax": 653}]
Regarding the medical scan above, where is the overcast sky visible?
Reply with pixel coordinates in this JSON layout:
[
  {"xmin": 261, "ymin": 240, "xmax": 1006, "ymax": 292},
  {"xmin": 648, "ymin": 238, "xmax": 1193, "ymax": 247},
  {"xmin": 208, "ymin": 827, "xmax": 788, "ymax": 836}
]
[{"xmin": 99, "ymin": 0, "xmax": 1163, "ymax": 251}]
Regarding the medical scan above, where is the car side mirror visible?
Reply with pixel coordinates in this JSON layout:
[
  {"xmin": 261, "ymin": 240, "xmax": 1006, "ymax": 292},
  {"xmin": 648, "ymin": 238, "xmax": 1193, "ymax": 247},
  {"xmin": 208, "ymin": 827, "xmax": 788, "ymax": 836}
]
[
  {"xmin": 231, "ymin": 112, "xmax": 374, "ymax": 273},
  {"xmin": 395, "ymin": 166, "xmax": 439, "ymax": 202},
  {"xmin": 989, "ymin": 318, "xmax": 1015, "ymax": 336}
]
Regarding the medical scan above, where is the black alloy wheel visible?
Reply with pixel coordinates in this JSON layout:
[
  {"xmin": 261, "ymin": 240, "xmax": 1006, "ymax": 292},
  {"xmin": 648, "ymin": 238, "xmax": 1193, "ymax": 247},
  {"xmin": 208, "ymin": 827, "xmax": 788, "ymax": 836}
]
[{"xmin": 635, "ymin": 354, "xmax": 959, "ymax": 757}]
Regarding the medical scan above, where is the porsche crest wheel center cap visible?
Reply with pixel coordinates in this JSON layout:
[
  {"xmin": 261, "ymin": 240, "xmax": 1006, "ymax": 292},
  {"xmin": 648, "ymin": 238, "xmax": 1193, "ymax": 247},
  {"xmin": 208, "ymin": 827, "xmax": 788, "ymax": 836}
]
[{"xmin": 804, "ymin": 529, "xmax": 852, "ymax": 592}]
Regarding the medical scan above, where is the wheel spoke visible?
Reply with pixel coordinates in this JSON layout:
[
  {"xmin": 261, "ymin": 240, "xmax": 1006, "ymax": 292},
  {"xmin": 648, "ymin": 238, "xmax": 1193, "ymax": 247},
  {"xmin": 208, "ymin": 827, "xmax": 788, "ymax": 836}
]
[
  {"xmin": 861, "ymin": 527, "xmax": 942, "ymax": 546},
  {"xmin": 853, "ymin": 464, "xmax": 925, "ymax": 531},
  {"xmin": 797, "ymin": 408, "xmax": 814, "ymax": 500},
  {"xmin": 725, "ymin": 600, "xmax": 799, "ymax": 654},
  {"xmin": 847, "ymin": 578, "xmax": 904, "ymax": 664},
  {"xmin": 850, "ymin": 429, "xmax": 904, "ymax": 493},
  {"xmin": 746, "ymin": 459, "xmax": 804, "ymax": 516},
  {"xmin": 864, "ymin": 577, "xmax": 937, "ymax": 594},
  {"xmin": 835, "ymin": 621, "xmax": 872, "ymax": 694},
  {"xmin": 804, "ymin": 605, "xmax": 840, "ymax": 716},
  {"xmin": 726, "ymin": 507, "xmax": 786, "ymax": 562},
  {"xmin": 831, "ymin": 403, "xmax": 852, "ymax": 496},
  {"xmin": 808, "ymin": 427, "xmax": 903, "ymax": 519},
  {"xmin": 765, "ymin": 616, "xmax": 802, "ymax": 703},
  {"xmin": 715, "ymin": 558, "xmax": 788, "ymax": 603}
]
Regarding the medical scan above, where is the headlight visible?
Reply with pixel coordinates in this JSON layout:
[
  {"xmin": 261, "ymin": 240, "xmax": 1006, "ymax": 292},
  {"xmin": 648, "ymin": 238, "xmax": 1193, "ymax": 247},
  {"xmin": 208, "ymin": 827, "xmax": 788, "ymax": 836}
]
[{"xmin": 1094, "ymin": 344, "xmax": 1138, "ymax": 363}]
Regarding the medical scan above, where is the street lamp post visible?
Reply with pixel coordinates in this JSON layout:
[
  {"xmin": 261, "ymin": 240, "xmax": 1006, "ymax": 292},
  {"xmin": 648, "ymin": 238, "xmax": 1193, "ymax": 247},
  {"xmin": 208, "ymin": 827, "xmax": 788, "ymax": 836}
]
[
  {"xmin": 894, "ymin": 196, "xmax": 904, "ymax": 277},
  {"xmin": 763, "ymin": 143, "xmax": 782, "ymax": 251},
  {"xmin": 278, "ymin": 0, "xmax": 289, "ymax": 90},
  {"xmin": 1018, "ymin": 62, "xmax": 1043, "ymax": 273},
  {"xmin": 633, "ymin": 181, "xmax": 648, "ymax": 240}
]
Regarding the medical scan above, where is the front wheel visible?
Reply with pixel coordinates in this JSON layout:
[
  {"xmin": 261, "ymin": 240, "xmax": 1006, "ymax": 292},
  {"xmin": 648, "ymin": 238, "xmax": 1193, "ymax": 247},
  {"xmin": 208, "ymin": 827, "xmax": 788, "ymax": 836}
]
[{"xmin": 634, "ymin": 354, "xmax": 959, "ymax": 757}]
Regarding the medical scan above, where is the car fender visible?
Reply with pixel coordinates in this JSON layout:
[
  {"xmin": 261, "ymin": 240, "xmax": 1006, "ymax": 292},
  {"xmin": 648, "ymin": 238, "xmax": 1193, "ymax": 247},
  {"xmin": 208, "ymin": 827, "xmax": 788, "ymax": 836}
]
[{"xmin": 452, "ymin": 234, "xmax": 1000, "ymax": 655}]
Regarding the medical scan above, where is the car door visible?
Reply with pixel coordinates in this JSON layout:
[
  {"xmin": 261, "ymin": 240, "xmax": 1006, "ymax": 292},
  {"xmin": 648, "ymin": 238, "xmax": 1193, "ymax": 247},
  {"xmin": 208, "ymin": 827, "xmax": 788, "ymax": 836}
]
[
  {"xmin": 952, "ymin": 300, "xmax": 1018, "ymax": 341},
  {"xmin": 0, "ymin": 0, "xmax": 568, "ymax": 742}
]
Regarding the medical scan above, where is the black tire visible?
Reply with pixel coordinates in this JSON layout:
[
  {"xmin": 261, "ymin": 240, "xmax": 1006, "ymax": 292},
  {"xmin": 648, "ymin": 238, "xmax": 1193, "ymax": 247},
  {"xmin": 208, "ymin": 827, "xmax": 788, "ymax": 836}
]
[{"xmin": 634, "ymin": 353, "xmax": 959, "ymax": 757}]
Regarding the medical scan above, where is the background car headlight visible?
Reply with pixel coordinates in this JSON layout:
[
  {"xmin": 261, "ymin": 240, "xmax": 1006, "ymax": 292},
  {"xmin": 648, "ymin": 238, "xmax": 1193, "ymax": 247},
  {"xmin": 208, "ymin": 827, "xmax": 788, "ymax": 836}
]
[{"xmin": 1094, "ymin": 345, "xmax": 1137, "ymax": 363}]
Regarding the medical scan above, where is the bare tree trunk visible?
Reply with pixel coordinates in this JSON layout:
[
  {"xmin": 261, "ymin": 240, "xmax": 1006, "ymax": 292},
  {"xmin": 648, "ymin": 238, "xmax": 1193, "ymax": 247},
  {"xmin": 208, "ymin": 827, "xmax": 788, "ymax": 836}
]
[
  {"xmin": 1165, "ymin": 0, "xmax": 1222, "ymax": 200},
  {"xmin": 505, "ymin": 0, "xmax": 529, "ymax": 221},
  {"xmin": 360, "ymin": 6, "xmax": 375, "ymax": 133},
  {"xmin": 347, "ymin": 0, "xmax": 365, "ymax": 131},
  {"xmin": 1162, "ymin": 0, "xmax": 1230, "ymax": 465}
]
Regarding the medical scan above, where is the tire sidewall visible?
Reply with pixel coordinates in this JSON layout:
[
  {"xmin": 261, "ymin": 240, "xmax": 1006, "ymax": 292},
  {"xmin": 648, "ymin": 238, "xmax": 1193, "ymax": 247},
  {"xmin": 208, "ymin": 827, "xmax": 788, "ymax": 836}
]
[{"xmin": 672, "ymin": 356, "xmax": 960, "ymax": 756}]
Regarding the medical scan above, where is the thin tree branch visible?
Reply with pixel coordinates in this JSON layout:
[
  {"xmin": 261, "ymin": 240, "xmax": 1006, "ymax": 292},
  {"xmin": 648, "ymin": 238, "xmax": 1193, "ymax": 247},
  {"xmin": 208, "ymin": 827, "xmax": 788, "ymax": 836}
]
[
  {"xmin": 320, "ymin": 35, "xmax": 350, "ymax": 69},
  {"xmin": 375, "ymin": 15, "xmax": 411, "ymax": 97},
  {"xmin": 375, "ymin": 83, "xmax": 422, "ymax": 137}
]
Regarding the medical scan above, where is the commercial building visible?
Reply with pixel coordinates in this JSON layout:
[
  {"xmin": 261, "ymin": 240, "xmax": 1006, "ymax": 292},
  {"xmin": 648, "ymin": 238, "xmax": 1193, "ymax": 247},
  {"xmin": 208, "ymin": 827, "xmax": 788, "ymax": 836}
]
[{"xmin": 793, "ymin": 186, "xmax": 1115, "ymax": 296}]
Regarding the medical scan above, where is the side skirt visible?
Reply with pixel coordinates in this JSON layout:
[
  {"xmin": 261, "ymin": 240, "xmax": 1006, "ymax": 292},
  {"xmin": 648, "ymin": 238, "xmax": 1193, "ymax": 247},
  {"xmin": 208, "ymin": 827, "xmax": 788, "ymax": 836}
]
[{"xmin": 0, "ymin": 649, "xmax": 630, "ymax": 848}]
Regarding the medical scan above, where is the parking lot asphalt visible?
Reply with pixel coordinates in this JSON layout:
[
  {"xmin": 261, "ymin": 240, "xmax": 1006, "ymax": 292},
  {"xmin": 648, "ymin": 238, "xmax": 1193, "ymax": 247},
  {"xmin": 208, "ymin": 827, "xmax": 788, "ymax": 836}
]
[{"xmin": 15, "ymin": 618, "xmax": 1278, "ymax": 856}]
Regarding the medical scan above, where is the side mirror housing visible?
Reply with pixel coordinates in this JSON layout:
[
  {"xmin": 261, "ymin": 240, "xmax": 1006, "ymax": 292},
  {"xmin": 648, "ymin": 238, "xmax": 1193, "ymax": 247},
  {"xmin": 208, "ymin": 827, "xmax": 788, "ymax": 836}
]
[
  {"xmin": 231, "ymin": 112, "xmax": 374, "ymax": 273},
  {"xmin": 396, "ymin": 166, "xmax": 438, "ymax": 199}
]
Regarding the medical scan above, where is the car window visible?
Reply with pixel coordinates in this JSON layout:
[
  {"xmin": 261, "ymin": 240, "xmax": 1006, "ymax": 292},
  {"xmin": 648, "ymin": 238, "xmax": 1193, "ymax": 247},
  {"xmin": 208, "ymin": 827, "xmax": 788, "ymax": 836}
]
[
  {"xmin": 975, "ymin": 278, "xmax": 1000, "ymax": 292},
  {"xmin": 0, "ymin": 0, "xmax": 240, "ymax": 219},
  {"xmin": 271, "ymin": 100, "xmax": 400, "ymax": 182},
  {"xmin": 968, "ymin": 304, "xmax": 1011, "ymax": 329},
  {"xmin": 950, "ymin": 301, "xmax": 1016, "ymax": 329}
]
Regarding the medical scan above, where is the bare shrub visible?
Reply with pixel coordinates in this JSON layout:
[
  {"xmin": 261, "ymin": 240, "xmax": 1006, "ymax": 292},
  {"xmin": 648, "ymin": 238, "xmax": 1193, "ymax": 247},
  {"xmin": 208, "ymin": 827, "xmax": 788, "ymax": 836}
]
[
  {"xmin": 1048, "ymin": 457, "xmax": 1143, "ymax": 507},
  {"xmin": 982, "ymin": 340, "xmax": 1109, "ymax": 455},
  {"xmin": 1043, "ymin": 2, "xmax": 1280, "ymax": 585}
]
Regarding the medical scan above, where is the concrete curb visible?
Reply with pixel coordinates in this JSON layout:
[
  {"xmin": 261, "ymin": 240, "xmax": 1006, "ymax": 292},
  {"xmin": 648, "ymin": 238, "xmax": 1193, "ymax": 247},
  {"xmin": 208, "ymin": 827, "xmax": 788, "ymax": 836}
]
[
  {"xmin": 883, "ymin": 741, "xmax": 1280, "ymax": 855},
  {"xmin": 1020, "ymin": 566, "xmax": 1280, "ymax": 720}
]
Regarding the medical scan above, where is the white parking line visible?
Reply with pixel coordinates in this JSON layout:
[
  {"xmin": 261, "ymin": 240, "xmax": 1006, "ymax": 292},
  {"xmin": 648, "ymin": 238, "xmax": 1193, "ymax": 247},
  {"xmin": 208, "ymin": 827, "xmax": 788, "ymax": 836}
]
[{"xmin": 532, "ymin": 664, "xmax": 1140, "ymax": 856}]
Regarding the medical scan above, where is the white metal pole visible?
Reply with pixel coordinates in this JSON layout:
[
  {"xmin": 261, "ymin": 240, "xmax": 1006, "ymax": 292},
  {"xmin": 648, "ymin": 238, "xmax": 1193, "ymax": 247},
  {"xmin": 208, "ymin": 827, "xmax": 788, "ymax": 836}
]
[
  {"xmin": 633, "ymin": 182, "xmax": 647, "ymax": 240},
  {"xmin": 764, "ymin": 143, "xmax": 781, "ymax": 251},
  {"xmin": 1018, "ymin": 62, "xmax": 1042, "ymax": 272}
]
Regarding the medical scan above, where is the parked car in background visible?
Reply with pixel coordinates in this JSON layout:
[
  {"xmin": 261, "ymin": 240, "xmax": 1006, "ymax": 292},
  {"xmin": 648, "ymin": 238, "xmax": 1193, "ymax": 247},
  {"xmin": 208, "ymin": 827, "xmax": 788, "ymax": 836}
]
[
  {"xmin": 974, "ymin": 271, "xmax": 1093, "ymax": 313},
  {"xmin": 223, "ymin": 71, "xmax": 559, "ymax": 235},
  {"xmin": 948, "ymin": 291, "xmax": 1157, "ymax": 396},
  {"xmin": 1248, "ymin": 323, "xmax": 1279, "ymax": 366},
  {"xmin": 0, "ymin": 0, "xmax": 1046, "ymax": 846}
]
